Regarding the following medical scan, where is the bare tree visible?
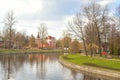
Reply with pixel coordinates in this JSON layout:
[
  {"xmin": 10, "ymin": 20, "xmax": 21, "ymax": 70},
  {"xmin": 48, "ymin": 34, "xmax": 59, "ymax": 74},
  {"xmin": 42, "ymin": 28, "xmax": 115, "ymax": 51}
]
[
  {"xmin": 3, "ymin": 11, "xmax": 17, "ymax": 49},
  {"xmin": 69, "ymin": 39, "xmax": 80, "ymax": 53},
  {"xmin": 61, "ymin": 30, "xmax": 71, "ymax": 51},
  {"xmin": 83, "ymin": 2, "xmax": 109, "ymax": 56},
  {"xmin": 84, "ymin": 23, "xmax": 97, "ymax": 56},
  {"xmin": 14, "ymin": 32, "xmax": 29, "ymax": 49},
  {"xmin": 69, "ymin": 2, "xmax": 109, "ymax": 56},
  {"xmin": 29, "ymin": 34, "xmax": 37, "ymax": 48},
  {"xmin": 38, "ymin": 23, "xmax": 48, "ymax": 49},
  {"xmin": 116, "ymin": 5, "xmax": 120, "ymax": 30},
  {"xmin": 68, "ymin": 13, "xmax": 88, "ymax": 56},
  {"xmin": 113, "ymin": 4, "xmax": 120, "ymax": 56}
]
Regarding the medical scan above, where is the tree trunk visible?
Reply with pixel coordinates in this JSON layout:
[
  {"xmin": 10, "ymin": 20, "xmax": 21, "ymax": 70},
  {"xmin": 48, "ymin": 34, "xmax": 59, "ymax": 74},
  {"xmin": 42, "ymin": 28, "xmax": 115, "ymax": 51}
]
[
  {"xmin": 97, "ymin": 27, "xmax": 102, "ymax": 56},
  {"xmin": 82, "ymin": 38, "xmax": 88, "ymax": 56}
]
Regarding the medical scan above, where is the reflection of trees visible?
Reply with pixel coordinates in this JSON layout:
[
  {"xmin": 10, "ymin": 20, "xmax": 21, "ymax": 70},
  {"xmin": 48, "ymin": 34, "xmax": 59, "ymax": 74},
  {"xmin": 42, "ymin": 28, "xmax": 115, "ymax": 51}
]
[
  {"xmin": 46, "ymin": 53, "xmax": 61, "ymax": 63},
  {"xmin": 69, "ymin": 70, "xmax": 77, "ymax": 80},
  {"xmin": 28, "ymin": 53, "xmax": 61, "ymax": 64},
  {"xmin": 0, "ymin": 54, "xmax": 27, "ymax": 79},
  {"xmin": 84, "ymin": 74, "xmax": 101, "ymax": 80},
  {"xmin": 37, "ymin": 54, "xmax": 46, "ymax": 80},
  {"xmin": 0, "ymin": 53, "xmax": 62, "ymax": 80},
  {"xmin": 28, "ymin": 54, "xmax": 49, "ymax": 64},
  {"xmin": 28, "ymin": 53, "xmax": 61, "ymax": 79},
  {"xmin": 28, "ymin": 54, "xmax": 49, "ymax": 80},
  {"xmin": 70, "ymin": 68, "xmax": 106, "ymax": 80}
]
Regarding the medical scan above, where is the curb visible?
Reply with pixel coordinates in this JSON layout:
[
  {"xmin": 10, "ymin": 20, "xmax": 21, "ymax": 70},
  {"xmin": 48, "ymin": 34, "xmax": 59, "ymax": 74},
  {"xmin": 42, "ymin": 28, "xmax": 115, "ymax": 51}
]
[{"xmin": 59, "ymin": 57, "xmax": 120, "ymax": 80}]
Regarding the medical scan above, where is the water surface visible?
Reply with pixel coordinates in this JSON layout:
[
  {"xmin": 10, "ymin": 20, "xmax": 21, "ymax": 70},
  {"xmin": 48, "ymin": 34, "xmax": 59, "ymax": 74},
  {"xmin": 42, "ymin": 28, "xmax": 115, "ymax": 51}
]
[{"xmin": 0, "ymin": 53, "xmax": 110, "ymax": 80}]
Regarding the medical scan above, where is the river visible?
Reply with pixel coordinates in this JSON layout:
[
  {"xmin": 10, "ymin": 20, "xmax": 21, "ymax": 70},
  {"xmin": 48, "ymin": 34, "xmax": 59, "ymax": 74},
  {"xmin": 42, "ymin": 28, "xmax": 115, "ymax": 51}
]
[{"xmin": 0, "ymin": 53, "xmax": 109, "ymax": 80}]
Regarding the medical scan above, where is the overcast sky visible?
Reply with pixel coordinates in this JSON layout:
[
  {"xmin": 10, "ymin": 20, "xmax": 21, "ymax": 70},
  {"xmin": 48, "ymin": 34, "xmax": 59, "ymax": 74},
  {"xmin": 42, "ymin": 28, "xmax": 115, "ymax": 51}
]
[{"xmin": 0, "ymin": 0, "xmax": 120, "ymax": 39}]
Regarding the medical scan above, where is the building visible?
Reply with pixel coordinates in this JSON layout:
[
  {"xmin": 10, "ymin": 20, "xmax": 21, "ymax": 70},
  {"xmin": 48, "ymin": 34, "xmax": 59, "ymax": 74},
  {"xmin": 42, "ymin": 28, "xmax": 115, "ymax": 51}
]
[
  {"xmin": 35, "ymin": 35, "xmax": 56, "ymax": 49},
  {"xmin": 0, "ymin": 38, "xmax": 14, "ymax": 48},
  {"xmin": 46, "ymin": 36, "xmax": 56, "ymax": 49}
]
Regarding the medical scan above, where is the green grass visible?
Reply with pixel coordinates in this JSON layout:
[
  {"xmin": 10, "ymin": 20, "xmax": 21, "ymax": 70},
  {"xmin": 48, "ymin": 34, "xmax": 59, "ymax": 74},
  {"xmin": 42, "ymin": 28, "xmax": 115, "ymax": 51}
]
[
  {"xmin": 61, "ymin": 54, "xmax": 120, "ymax": 71},
  {"xmin": 0, "ymin": 49, "xmax": 63, "ymax": 53}
]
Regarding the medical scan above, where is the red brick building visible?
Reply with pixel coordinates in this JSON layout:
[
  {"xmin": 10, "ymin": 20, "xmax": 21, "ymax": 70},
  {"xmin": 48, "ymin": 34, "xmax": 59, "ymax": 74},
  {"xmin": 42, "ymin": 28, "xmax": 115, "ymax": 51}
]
[
  {"xmin": 35, "ymin": 35, "xmax": 56, "ymax": 49},
  {"xmin": 46, "ymin": 36, "xmax": 56, "ymax": 49}
]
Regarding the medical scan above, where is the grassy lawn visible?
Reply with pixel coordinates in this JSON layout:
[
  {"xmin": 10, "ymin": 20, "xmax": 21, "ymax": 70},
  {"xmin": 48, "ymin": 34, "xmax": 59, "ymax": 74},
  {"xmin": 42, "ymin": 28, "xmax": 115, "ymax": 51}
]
[
  {"xmin": 61, "ymin": 54, "xmax": 120, "ymax": 71},
  {"xmin": 0, "ymin": 49, "xmax": 63, "ymax": 53}
]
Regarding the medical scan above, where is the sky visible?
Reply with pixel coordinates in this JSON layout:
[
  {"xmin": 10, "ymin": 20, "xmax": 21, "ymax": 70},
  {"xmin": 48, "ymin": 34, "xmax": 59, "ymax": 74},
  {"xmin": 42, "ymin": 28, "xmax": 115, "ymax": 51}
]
[{"xmin": 0, "ymin": 0, "xmax": 120, "ymax": 39}]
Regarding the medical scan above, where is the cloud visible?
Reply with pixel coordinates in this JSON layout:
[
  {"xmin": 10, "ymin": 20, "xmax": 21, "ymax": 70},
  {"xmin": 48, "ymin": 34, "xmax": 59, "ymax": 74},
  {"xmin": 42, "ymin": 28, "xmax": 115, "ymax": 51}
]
[
  {"xmin": 16, "ymin": 0, "xmax": 81, "ymax": 21},
  {"xmin": 0, "ymin": 0, "xmax": 81, "ymax": 39},
  {"xmin": 0, "ymin": 0, "xmax": 118, "ymax": 39},
  {"xmin": 97, "ymin": 0, "xmax": 115, "ymax": 6},
  {"xmin": 0, "ymin": 0, "xmax": 43, "ymax": 14},
  {"xmin": 80, "ymin": 0, "xmax": 116, "ymax": 6}
]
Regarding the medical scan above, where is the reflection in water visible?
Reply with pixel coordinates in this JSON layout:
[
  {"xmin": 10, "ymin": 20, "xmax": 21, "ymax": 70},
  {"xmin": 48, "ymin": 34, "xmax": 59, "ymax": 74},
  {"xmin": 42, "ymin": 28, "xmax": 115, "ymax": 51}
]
[
  {"xmin": 0, "ymin": 54, "xmax": 26, "ymax": 80},
  {"xmin": 84, "ymin": 75, "xmax": 101, "ymax": 80},
  {"xmin": 0, "ymin": 53, "xmax": 110, "ymax": 80}
]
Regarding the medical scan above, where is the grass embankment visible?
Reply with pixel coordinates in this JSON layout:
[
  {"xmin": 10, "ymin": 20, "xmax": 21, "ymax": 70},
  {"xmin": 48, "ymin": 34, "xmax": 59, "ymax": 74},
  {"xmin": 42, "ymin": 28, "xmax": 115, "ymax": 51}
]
[
  {"xmin": 61, "ymin": 54, "xmax": 120, "ymax": 71},
  {"xmin": 0, "ymin": 49, "xmax": 63, "ymax": 53}
]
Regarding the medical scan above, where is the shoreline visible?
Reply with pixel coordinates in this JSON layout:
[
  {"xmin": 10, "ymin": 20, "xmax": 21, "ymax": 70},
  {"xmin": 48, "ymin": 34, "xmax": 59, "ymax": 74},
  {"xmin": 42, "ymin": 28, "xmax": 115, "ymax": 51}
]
[
  {"xmin": 0, "ymin": 50, "xmax": 63, "ymax": 55},
  {"xmin": 59, "ymin": 57, "xmax": 120, "ymax": 80}
]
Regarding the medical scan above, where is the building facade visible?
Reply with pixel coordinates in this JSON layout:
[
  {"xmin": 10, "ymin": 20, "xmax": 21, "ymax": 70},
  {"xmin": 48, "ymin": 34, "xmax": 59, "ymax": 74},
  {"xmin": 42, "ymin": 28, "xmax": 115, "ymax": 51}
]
[{"xmin": 35, "ymin": 35, "xmax": 56, "ymax": 49}]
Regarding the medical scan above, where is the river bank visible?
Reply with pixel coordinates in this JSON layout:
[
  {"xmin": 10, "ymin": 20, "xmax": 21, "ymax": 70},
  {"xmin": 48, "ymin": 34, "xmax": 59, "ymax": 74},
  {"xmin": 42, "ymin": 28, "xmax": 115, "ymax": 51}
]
[
  {"xmin": 59, "ymin": 54, "xmax": 120, "ymax": 80},
  {"xmin": 0, "ymin": 49, "xmax": 63, "ymax": 55}
]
